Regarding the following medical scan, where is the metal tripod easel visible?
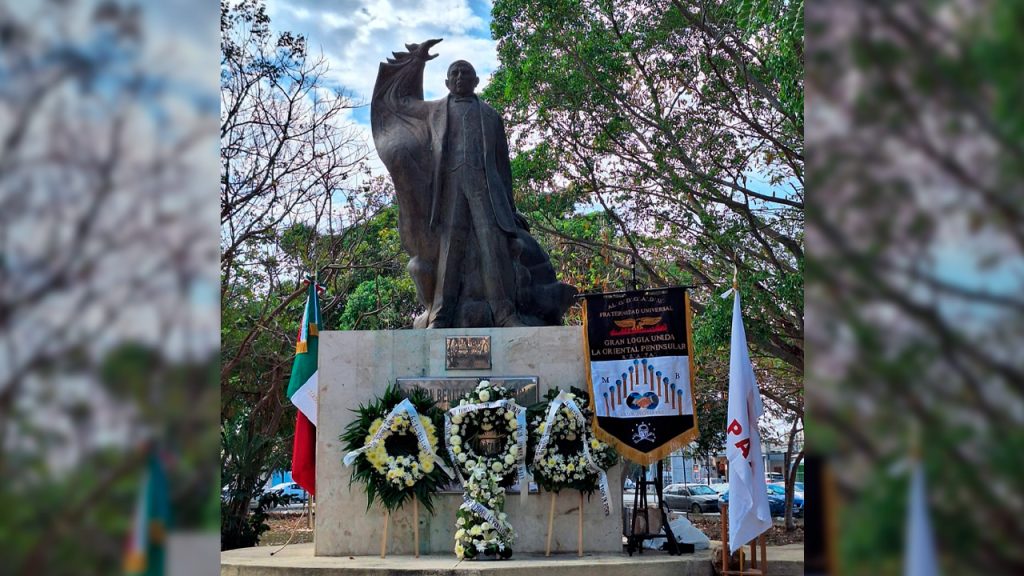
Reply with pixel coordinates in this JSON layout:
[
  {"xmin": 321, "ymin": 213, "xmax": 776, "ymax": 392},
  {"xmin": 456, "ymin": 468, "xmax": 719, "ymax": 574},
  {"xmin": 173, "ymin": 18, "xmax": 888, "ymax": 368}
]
[{"xmin": 626, "ymin": 460, "xmax": 681, "ymax": 555}]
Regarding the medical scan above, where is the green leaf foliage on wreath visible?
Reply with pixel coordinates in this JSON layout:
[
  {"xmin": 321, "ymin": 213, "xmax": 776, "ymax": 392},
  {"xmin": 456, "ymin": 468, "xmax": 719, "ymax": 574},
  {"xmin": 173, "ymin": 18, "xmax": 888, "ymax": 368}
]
[
  {"xmin": 339, "ymin": 384, "xmax": 450, "ymax": 514},
  {"xmin": 526, "ymin": 386, "xmax": 618, "ymax": 495}
]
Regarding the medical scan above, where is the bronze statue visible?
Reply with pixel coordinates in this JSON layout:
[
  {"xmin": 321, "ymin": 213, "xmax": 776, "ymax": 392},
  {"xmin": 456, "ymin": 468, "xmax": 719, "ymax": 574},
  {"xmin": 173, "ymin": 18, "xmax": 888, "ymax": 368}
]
[{"xmin": 371, "ymin": 39, "xmax": 576, "ymax": 328}]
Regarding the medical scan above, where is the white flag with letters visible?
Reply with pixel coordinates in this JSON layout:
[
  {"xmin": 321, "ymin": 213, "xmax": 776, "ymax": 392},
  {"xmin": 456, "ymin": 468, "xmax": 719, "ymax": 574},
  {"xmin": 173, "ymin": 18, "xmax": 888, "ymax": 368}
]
[
  {"xmin": 723, "ymin": 288, "xmax": 773, "ymax": 552},
  {"xmin": 904, "ymin": 461, "xmax": 940, "ymax": 576}
]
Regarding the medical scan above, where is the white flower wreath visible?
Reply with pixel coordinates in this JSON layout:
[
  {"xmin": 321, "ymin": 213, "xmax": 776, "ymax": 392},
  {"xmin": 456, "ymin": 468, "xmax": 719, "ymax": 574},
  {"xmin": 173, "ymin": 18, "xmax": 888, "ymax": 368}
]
[
  {"xmin": 529, "ymin": 389, "xmax": 617, "ymax": 514},
  {"xmin": 448, "ymin": 388, "xmax": 521, "ymax": 481},
  {"xmin": 445, "ymin": 380, "xmax": 527, "ymax": 559}
]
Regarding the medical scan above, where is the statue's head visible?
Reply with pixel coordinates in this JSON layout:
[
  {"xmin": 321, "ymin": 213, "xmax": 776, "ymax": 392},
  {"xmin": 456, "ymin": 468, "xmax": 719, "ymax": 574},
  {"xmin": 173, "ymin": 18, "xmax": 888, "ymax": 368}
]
[{"xmin": 445, "ymin": 60, "xmax": 479, "ymax": 97}]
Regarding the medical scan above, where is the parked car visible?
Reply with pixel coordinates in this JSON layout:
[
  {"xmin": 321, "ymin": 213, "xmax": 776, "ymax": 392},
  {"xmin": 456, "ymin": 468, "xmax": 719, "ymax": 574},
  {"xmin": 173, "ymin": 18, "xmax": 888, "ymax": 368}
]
[
  {"xmin": 264, "ymin": 481, "xmax": 309, "ymax": 505},
  {"xmin": 767, "ymin": 483, "xmax": 804, "ymax": 517},
  {"xmin": 765, "ymin": 472, "xmax": 785, "ymax": 483},
  {"xmin": 663, "ymin": 483, "xmax": 721, "ymax": 513},
  {"xmin": 717, "ymin": 487, "xmax": 787, "ymax": 517}
]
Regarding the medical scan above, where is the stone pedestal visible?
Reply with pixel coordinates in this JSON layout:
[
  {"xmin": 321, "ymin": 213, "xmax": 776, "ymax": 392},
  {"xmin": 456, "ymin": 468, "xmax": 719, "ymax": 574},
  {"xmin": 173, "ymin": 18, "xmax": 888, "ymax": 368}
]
[{"xmin": 315, "ymin": 327, "xmax": 624, "ymax": 556}]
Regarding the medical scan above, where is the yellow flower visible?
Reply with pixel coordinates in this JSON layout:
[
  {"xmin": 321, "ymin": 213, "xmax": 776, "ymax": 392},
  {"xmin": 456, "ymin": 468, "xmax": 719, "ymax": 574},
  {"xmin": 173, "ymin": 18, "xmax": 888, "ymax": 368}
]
[
  {"xmin": 422, "ymin": 460, "xmax": 434, "ymax": 473},
  {"xmin": 369, "ymin": 418, "xmax": 384, "ymax": 434}
]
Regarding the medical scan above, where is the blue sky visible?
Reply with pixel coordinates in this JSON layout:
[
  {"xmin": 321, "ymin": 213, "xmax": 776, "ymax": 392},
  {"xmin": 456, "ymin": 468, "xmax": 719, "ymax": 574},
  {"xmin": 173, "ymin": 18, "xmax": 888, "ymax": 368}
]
[{"xmin": 266, "ymin": 0, "xmax": 499, "ymax": 108}]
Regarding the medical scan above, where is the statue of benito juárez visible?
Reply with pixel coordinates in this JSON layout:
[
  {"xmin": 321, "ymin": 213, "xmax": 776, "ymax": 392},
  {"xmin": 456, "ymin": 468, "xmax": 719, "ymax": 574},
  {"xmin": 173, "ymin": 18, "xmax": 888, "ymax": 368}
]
[{"xmin": 371, "ymin": 39, "xmax": 576, "ymax": 328}]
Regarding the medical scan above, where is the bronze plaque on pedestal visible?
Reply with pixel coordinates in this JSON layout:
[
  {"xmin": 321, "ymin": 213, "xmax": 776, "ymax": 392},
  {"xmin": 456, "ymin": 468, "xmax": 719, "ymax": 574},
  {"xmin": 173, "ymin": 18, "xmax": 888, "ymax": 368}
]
[{"xmin": 445, "ymin": 336, "xmax": 491, "ymax": 370}]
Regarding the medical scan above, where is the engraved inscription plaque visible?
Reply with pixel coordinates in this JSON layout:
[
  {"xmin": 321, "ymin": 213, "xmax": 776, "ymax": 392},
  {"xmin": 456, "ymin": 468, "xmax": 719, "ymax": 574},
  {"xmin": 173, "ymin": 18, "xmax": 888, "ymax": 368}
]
[
  {"xmin": 445, "ymin": 336, "xmax": 491, "ymax": 370},
  {"xmin": 396, "ymin": 376, "xmax": 538, "ymax": 410}
]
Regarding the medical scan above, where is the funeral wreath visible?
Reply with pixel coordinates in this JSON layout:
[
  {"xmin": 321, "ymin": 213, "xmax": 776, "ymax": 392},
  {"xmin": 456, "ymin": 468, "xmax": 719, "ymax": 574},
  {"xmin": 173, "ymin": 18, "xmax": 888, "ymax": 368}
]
[
  {"xmin": 340, "ymin": 384, "xmax": 452, "ymax": 513},
  {"xmin": 528, "ymin": 387, "xmax": 617, "ymax": 509},
  {"xmin": 446, "ymin": 380, "xmax": 527, "ymax": 559}
]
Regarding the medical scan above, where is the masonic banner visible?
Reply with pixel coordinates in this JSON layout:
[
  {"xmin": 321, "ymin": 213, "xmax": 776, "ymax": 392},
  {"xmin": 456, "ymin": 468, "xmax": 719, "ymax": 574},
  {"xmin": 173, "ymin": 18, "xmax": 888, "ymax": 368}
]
[{"xmin": 582, "ymin": 287, "xmax": 698, "ymax": 465}]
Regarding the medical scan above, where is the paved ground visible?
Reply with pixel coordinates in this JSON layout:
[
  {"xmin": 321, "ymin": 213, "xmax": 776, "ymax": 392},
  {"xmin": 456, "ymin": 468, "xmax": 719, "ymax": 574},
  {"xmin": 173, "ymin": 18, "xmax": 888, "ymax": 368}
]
[{"xmin": 223, "ymin": 542, "xmax": 805, "ymax": 576}]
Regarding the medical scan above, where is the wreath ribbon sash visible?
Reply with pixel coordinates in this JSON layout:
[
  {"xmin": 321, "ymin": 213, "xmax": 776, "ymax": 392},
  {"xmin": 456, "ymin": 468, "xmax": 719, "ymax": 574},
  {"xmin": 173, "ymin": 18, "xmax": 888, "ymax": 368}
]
[
  {"xmin": 342, "ymin": 398, "xmax": 454, "ymax": 479},
  {"xmin": 460, "ymin": 496, "xmax": 512, "ymax": 539},
  {"xmin": 533, "ymin": 390, "xmax": 612, "ymax": 515}
]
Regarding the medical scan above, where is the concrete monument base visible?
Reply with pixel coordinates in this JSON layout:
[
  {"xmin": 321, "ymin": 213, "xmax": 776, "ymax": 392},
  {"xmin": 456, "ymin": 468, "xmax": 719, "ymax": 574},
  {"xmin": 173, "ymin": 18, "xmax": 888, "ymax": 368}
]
[
  {"xmin": 221, "ymin": 543, "xmax": 807, "ymax": 576},
  {"xmin": 315, "ymin": 327, "xmax": 623, "ymax": 557},
  {"xmin": 222, "ymin": 544, "xmax": 710, "ymax": 576}
]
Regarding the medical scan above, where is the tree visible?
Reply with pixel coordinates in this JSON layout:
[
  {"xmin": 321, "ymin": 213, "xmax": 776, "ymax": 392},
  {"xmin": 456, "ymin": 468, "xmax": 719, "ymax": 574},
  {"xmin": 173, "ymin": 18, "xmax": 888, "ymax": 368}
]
[
  {"xmin": 1, "ymin": 1, "xmax": 218, "ymax": 572},
  {"xmin": 488, "ymin": 0, "xmax": 803, "ymax": 374},
  {"xmin": 809, "ymin": 1, "xmax": 1024, "ymax": 571},
  {"xmin": 488, "ymin": 0, "xmax": 804, "ymax": 519},
  {"xmin": 219, "ymin": 0, "xmax": 409, "ymax": 548}
]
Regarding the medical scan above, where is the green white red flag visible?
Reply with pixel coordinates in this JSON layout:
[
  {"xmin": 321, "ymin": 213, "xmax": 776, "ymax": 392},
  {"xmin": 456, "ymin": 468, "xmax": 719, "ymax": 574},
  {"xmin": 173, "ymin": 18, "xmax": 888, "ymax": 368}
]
[{"xmin": 287, "ymin": 277, "xmax": 324, "ymax": 495}]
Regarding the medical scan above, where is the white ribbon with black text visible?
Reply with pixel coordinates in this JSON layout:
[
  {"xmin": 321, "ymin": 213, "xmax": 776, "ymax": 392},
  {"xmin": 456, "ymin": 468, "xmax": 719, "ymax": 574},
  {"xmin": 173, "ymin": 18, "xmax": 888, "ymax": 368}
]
[
  {"xmin": 533, "ymin": 390, "xmax": 612, "ymax": 515},
  {"xmin": 342, "ymin": 398, "xmax": 454, "ymax": 479}
]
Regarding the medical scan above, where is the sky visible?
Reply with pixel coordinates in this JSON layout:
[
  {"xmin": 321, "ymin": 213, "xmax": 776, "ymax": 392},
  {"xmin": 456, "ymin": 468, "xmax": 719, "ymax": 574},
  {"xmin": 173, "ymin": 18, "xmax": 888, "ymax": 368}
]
[{"xmin": 265, "ymin": 0, "xmax": 500, "ymax": 132}]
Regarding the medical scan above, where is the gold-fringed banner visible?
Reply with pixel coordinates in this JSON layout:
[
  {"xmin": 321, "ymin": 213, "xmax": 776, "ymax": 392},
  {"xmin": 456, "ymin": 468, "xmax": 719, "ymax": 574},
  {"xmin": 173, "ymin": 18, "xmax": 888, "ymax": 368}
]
[{"xmin": 582, "ymin": 287, "xmax": 698, "ymax": 465}]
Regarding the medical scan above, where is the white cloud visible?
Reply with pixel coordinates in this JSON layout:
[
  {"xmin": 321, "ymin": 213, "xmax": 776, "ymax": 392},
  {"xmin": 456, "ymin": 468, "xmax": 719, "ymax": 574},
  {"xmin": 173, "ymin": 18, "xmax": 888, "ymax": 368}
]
[{"xmin": 266, "ymin": 0, "xmax": 499, "ymax": 172}]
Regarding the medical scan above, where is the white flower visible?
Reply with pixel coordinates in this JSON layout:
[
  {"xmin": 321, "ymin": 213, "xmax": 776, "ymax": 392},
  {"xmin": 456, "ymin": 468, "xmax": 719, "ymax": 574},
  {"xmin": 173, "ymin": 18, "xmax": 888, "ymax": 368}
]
[
  {"xmin": 478, "ymin": 380, "xmax": 491, "ymax": 388},
  {"xmin": 458, "ymin": 453, "xmax": 467, "ymax": 463},
  {"xmin": 478, "ymin": 390, "xmax": 491, "ymax": 402},
  {"xmin": 450, "ymin": 434, "xmax": 462, "ymax": 445},
  {"xmin": 450, "ymin": 425, "xmax": 459, "ymax": 434},
  {"xmin": 452, "ymin": 414, "xmax": 463, "ymax": 425},
  {"xmin": 504, "ymin": 454, "xmax": 515, "ymax": 465},
  {"xmin": 491, "ymin": 461, "xmax": 503, "ymax": 473},
  {"xmin": 452, "ymin": 445, "xmax": 462, "ymax": 454},
  {"xmin": 455, "ymin": 528, "xmax": 466, "ymax": 539},
  {"xmin": 481, "ymin": 522, "xmax": 492, "ymax": 531},
  {"xmin": 457, "ymin": 517, "xmax": 466, "ymax": 526},
  {"xmin": 509, "ymin": 445, "xmax": 518, "ymax": 457}
]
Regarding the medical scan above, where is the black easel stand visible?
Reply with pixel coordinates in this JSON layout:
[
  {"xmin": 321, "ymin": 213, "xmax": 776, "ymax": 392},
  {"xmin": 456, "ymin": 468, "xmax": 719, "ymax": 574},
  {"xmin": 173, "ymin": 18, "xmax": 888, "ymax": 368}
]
[{"xmin": 627, "ymin": 461, "xmax": 681, "ymax": 555}]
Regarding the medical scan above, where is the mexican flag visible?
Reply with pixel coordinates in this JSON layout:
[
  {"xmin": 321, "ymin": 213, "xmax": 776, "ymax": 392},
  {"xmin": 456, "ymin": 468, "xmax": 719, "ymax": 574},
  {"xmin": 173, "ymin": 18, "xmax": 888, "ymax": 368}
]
[
  {"xmin": 124, "ymin": 446, "xmax": 171, "ymax": 576},
  {"xmin": 288, "ymin": 278, "xmax": 323, "ymax": 495}
]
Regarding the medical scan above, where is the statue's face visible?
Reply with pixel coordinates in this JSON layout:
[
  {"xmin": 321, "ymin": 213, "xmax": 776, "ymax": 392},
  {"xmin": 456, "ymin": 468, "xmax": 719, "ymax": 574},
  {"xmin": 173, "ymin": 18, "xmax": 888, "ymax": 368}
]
[{"xmin": 445, "ymin": 63, "xmax": 479, "ymax": 97}]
